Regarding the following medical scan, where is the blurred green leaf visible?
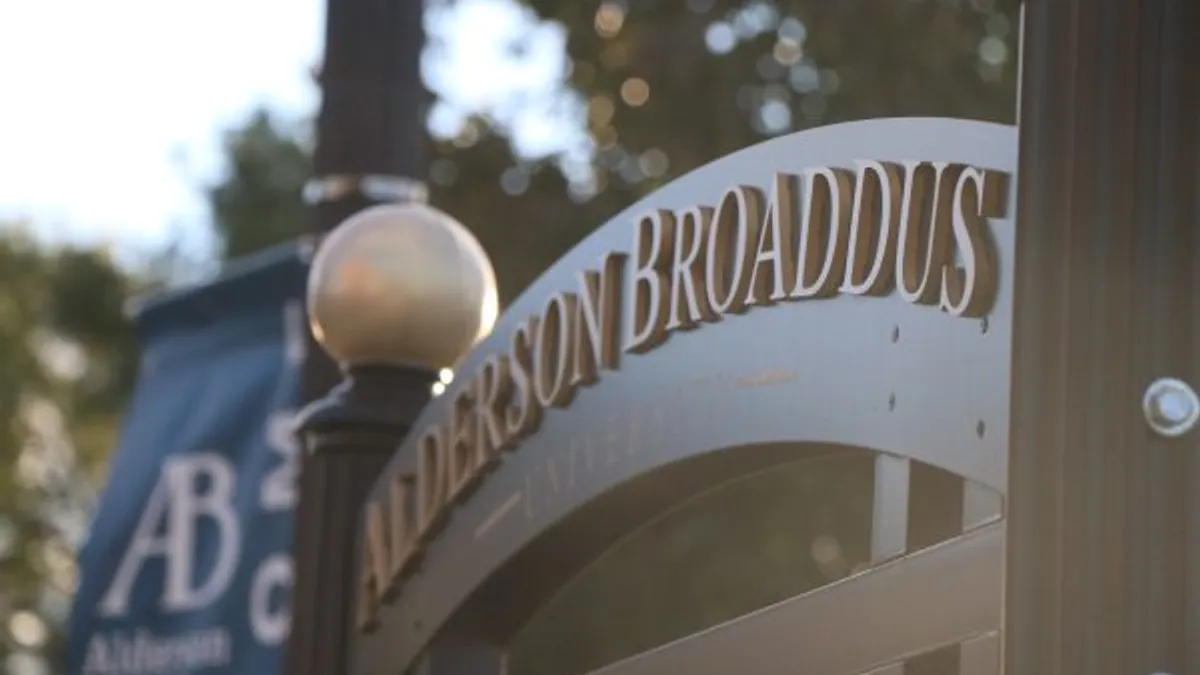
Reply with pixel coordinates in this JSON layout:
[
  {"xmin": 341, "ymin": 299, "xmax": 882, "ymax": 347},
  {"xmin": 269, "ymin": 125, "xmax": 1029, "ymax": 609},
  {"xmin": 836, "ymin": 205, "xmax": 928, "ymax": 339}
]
[{"xmin": 0, "ymin": 229, "xmax": 143, "ymax": 673}]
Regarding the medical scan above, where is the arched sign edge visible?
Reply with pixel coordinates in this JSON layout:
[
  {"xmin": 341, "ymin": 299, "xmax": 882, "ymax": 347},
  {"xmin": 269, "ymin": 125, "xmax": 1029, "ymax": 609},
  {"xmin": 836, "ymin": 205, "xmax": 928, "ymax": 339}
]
[{"xmin": 353, "ymin": 116, "xmax": 1019, "ymax": 675}]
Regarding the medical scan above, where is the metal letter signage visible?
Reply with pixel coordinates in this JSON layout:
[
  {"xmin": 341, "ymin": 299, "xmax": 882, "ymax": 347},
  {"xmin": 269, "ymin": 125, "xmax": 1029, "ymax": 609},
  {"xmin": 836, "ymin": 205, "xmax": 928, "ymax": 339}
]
[{"xmin": 353, "ymin": 118, "xmax": 1018, "ymax": 674}]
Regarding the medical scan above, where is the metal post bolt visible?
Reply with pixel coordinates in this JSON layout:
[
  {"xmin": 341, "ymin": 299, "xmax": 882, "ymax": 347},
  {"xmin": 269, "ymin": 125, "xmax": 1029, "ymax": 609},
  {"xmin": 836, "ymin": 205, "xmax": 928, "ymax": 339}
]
[{"xmin": 1142, "ymin": 378, "xmax": 1200, "ymax": 438}]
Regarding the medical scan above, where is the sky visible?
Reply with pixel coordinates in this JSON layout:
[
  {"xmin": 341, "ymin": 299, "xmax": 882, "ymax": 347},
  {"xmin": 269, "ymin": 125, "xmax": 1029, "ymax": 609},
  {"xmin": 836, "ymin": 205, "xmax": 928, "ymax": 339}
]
[
  {"xmin": 0, "ymin": 0, "xmax": 574, "ymax": 261},
  {"xmin": 0, "ymin": 0, "xmax": 323, "ymax": 256}
]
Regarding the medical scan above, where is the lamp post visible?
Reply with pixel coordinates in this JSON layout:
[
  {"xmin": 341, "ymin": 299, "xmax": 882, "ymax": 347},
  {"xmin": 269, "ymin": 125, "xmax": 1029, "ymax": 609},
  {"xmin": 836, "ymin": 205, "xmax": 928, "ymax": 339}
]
[
  {"xmin": 286, "ymin": 202, "xmax": 498, "ymax": 675},
  {"xmin": 291, "ymin": 0, "xmax": 431, "ymax": 662}
]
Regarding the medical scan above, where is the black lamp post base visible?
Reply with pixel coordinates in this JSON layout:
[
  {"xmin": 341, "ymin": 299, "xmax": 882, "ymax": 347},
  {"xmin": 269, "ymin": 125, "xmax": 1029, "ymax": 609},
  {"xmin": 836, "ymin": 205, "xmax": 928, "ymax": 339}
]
[{"xmin": 286, "ymin": 365, "xmax": 436, "ymax": 675}]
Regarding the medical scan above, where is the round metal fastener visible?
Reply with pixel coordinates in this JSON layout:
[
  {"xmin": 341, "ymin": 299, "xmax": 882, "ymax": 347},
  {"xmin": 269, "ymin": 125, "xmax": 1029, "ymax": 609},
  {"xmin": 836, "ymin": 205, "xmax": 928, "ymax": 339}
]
[{"xmin": 1142, "ymin": 377, "xmax": 1200, "ymax": 438}]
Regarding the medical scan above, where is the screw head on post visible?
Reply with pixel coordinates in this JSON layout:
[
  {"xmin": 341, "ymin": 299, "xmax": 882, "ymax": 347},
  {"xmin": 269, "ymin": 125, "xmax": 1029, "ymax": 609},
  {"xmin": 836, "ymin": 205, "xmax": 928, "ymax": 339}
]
[
  {"xmin": 307, "ymin": 203, "xmax": 500, "ymax": 372},
  {"xmin": 1142, "ymin": 377, "xmax": 1200, "ymax": 438}
]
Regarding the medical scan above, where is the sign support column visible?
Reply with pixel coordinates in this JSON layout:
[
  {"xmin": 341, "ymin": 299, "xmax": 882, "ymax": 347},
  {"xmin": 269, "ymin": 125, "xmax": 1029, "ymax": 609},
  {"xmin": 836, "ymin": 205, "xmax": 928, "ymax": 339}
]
[{"xmin": 1006, "ymin": 0, "xmax": 1199, "ymax": 672}]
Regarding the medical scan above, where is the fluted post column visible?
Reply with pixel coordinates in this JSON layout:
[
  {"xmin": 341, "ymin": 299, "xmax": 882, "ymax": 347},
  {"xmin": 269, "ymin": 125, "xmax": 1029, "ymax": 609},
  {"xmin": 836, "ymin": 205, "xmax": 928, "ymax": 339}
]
[{"xmin": 1006, "ymin": 0, "xmax": 1200, "ymax": 672}]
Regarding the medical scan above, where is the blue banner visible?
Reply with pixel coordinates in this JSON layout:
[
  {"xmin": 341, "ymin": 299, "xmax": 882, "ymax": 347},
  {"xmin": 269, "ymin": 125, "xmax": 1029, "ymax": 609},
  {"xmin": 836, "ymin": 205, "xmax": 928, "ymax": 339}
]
[{"xmin": 69, "ymin": 244, "xmax": 309, "ymax": 675}]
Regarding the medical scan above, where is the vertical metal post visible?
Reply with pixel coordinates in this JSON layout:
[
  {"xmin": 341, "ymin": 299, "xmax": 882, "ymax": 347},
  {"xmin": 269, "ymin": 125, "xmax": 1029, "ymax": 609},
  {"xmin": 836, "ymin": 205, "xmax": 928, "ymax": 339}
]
[
  {"xmin": 287, "ymin": 366, "xmax": 435, "ymax": 675},
  {"xmin": 308, "ymin": 0, "xmax": 428, "ymax": 237},
  {"xmin": 287, "ymin": 0, "xmax": 429, "ymax": 674},
  {"xmin": 1006, "ymin": 0, "xmax": 1200, "ymax": 673}
]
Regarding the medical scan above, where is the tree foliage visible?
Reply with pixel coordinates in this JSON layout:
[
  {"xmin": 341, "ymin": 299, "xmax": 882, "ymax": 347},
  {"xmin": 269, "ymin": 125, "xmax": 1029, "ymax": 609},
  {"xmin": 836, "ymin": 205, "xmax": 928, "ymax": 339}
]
[
  {"xmin": 425, "ymin": 0, "xmax": 1018, "ymax": 302},
  {"xmin": 0, "ymin": 228, "xmax": 141, "ymax": 673},
  {"xmin": 208, "ymin": 111, "xmax": 312, "ymax": 262}
]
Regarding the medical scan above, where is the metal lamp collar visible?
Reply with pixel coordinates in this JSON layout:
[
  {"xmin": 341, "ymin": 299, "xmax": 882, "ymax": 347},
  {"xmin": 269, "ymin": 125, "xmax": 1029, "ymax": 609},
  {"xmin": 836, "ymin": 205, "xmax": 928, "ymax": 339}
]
[{"xmin": 303, "ymin": 174, "xmax": 429, "ymax": 206}]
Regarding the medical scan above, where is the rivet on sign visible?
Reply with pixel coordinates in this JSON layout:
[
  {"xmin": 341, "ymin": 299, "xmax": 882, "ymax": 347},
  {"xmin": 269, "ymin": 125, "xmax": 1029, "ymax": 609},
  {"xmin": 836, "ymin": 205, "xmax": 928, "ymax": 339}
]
[{"xmin": 1142, "ymin": 378, "xmax": 1200, "ymax": 438}]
